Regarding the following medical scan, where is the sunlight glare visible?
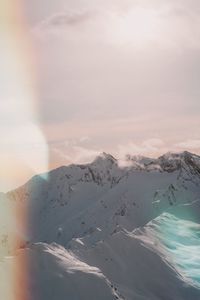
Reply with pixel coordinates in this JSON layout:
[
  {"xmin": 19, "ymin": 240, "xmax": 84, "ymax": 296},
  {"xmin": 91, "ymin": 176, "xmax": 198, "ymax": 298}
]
[{"xmin": 111, "ymin": 7, "xmax": 162, "ymax": 46}]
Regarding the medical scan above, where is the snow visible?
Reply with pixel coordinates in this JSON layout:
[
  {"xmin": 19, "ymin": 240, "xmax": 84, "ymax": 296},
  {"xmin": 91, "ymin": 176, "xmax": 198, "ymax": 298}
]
[
  {"xmin": 1, "ymin": 151, "xmax": 200, "ymax": 299},
  {"xmin": 0, "ymin": 243, "xmax": 120, "ymax": 300}
]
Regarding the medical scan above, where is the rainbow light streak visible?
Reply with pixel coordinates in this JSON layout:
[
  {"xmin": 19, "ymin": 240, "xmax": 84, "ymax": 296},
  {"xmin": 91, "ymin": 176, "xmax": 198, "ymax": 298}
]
[{"xmin": 0, "ymin": 1, "xmax": 48, "ymax": 299}]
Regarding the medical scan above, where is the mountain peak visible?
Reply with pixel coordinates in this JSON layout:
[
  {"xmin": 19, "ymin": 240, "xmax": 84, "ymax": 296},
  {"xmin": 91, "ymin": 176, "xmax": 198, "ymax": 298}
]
[
  {"xmin": 159, "ymin": 150, "xmax": 193, "ymax": 160},
  {"xmin": 92, "ymin": 152, "xmax": 117, "ymax": 165},
  {"xmin": 157, "ymin": 151, "xmax": 200, "ymax": 173}
]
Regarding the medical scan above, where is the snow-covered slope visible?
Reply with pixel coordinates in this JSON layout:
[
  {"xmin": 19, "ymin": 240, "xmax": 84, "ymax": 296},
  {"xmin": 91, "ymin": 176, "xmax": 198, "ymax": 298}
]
[
  {"xmin": 69, "ymin": 212, "xmax": 200, "ymax": 300},
  {"xmin": 1, "ymin": 151, "xmax": 200, "ymax": 299},
  {"xmin": 5, "ymin": 151, "xmax": 200, "ymax": 244},
  {"xmin": 0, "ymin": 243, "xmax": 121, "ymax": 300}
]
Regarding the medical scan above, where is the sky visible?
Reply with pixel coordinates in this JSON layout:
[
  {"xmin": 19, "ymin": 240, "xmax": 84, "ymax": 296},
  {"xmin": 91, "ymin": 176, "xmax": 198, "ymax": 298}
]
[{"xmin": 1, "ymin": 0, "xmax": 200, "ymax": 191}]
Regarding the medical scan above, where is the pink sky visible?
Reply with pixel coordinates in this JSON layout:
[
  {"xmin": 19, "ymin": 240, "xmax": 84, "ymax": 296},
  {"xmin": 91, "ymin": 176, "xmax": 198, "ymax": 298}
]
[{"xmin": 1, "ymin": 0, "xmax": 200, "ymax": 191}]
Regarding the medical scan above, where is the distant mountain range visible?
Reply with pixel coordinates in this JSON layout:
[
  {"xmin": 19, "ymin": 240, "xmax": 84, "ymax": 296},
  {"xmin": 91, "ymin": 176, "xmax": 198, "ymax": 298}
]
[{"xmin": 1, "ymin": 151, "xmax": 200, "ymax": 300}]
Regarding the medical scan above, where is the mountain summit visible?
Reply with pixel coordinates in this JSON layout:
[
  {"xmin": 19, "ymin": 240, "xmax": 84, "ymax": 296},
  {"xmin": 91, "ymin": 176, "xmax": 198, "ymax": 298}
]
[{"xmin": 1, "ymin": 151, "xmax": 200, "ymax": 300}]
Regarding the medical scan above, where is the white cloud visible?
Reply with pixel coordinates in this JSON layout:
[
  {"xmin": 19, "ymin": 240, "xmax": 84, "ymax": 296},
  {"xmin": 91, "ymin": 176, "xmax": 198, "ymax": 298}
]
[
  {"xmin": 33, "ymin": 2, "xmax": 200, "ymax": 49},
  {"xmin": 175, "ymin": 140, "xmax": 200, "ymax": 150},
  {"xmin": 51, "ymin": 138, "xmax": 101, "ymax": 165},
  {"xmin": 72, "ymin": 146, "xmax": 101, "ymax": 163},
  {"xmin": 116, "ymin": 138, "xmax": 166, "ymax": 159},
  {"xmin": 79, "ymin": 136, "xmax": 90, "ymax": 143}
]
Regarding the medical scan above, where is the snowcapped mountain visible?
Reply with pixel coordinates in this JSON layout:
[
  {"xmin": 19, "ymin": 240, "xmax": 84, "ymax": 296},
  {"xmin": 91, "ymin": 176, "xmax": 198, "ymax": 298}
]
[{"xmin": 1, "ymin": 151, "xmax": 200, "ymax": 299}]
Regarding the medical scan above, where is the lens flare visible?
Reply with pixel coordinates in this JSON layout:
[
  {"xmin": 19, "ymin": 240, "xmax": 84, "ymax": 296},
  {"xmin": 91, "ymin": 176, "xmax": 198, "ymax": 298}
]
[
  {"xmin": 0, "ymin": 0, "xmax": 49, "ymax": 192},
  {"xmin": 0, "ymin": 0, "xmax": 48, "ymax": 299}
]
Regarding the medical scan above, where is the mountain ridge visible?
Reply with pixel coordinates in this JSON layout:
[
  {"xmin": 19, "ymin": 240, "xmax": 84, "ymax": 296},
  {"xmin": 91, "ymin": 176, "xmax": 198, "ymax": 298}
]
[
  {"xmin": 4, "ymin": 150, "xmax": 200, "ymax": 196},
  {"xmin": 1, "ymin": 150, "xmax": 200, "ymax": 300}
]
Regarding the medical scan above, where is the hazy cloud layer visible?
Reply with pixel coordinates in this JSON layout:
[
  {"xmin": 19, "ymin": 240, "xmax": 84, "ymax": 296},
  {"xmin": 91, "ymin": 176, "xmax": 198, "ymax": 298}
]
[
  {"xmin": 17, "ymin": 0, "xmax": 200, "ymax": 140},
  {"xmin": 2, "ymin": 0, "xmax": 200, "ymax": 191},
  {"xmin": 48, "ymin": 137, "xmax": 200, "ymax": 169},
  {"xmin": 37, "ymin": 10, "xmax": 94, "ymax": 30}
]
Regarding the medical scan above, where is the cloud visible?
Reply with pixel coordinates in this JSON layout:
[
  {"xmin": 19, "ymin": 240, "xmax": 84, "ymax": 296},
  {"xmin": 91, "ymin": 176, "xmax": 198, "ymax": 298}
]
[
  {"xmin": 50, "ymin": 138, "xmax": 101, "ymax": 166},
  {"xmin": 116, "ymin": 139, "xmax": 166, "ymax": 159},
  {"xmin": 20, "ymin": 135, "xmax": 200, "ymax": 178},
  {"xmin": 79, "ymin": 136, "xmax": 91, "ymax": 143},
  {"xmin": 52, "ymin": 146, "xmax": 101, "ymax": 165},
  {"xmin": 30, "ymin": 0, "xmax": 200, "ymax": 52},
  {"xmin": 116, "ymin": 138, "xmax": 200, "ymax": 160},
  {"xmin": 72, "ymin": 146, "xmax": 101, "ymax": 163},
  {"xmin": 29, "ymin": 1, "xmax": 200, "ymax": 165},
  {"xmin": 35, "ymin": 10, "xmax": 94, "ymax": 32},
  {"xmin": 175, "ymin": 140, "xmax": 200, "ymax": 150}
]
